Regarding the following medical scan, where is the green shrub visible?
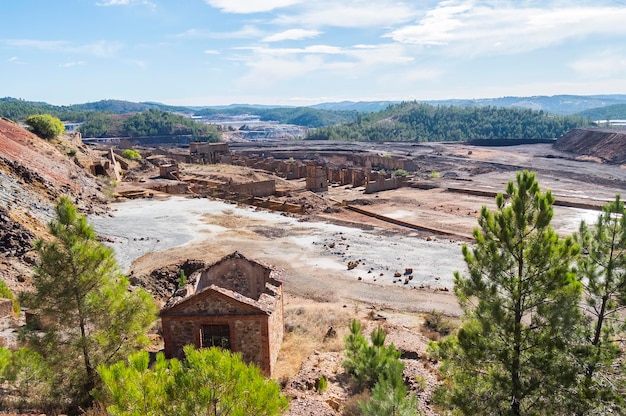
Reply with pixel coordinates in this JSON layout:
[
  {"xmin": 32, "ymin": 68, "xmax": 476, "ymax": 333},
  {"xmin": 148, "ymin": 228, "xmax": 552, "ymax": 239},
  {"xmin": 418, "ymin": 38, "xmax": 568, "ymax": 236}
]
[
  {"xmin": 342, "ymin": 319, "xmax": 401, "ymax": 390},
  {"xmin": 121, "ymin": 149, "xmax": 141, "ymax": 160},
  {"xmin": 316, "ymin": 375, "xmax": 328, "ymax": 393},
  {"xmin": 393, "ymin": 169, "xmax": 409, "ymax": 177},
  {"xmin": 0, "ymin": 280, "xmax": 20, "ymax": 317},
  {"xmin": 98, "ymin": 346, "xmax": 288, "ymax": 416},
  {"xmin": 25, "ymin": 114, "xmax": 65, "ymax": 139}
]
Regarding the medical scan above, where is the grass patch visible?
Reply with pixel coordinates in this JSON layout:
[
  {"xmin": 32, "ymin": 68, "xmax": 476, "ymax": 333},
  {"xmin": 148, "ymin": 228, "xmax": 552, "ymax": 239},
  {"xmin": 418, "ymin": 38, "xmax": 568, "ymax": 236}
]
[{"xmin": 273, "ymin": 301, "xmax": 355, "ymax": 381}]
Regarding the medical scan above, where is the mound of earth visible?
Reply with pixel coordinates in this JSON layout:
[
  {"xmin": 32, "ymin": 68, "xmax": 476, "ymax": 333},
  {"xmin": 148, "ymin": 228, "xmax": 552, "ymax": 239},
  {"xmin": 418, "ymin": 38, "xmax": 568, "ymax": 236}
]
[
  {"xmin": 555, "ymin": 128, "xmax": 626, "ymax": 164},
  {"xmin": 0, "ymin": 118, "xmax": 106, "ymax": 293}
]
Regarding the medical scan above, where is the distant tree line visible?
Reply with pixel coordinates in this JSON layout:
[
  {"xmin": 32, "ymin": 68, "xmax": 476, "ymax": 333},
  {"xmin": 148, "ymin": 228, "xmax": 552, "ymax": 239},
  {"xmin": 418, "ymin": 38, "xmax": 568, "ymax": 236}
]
[
  {"xmin": 78, "ymin": 110, "xmax": 220, "ymax": 140},
  {"xmin": 306, "ymin": 102, "xmax": 593, "ymax": 142}
]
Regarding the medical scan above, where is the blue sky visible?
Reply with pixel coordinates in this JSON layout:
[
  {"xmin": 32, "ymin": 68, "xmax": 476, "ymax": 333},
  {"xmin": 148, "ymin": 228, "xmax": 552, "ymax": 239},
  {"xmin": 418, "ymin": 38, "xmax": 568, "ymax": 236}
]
[{"xmin": 3, "ymin": 0, "xmax": 626, "ymax": 106}]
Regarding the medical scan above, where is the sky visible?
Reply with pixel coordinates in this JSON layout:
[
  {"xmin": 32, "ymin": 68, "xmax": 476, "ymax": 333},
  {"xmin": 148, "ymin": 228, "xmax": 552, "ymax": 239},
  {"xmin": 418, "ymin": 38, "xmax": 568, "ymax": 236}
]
[{"xmin": 2, "ymin": 0, "xmax": 626, "ymax": 107}]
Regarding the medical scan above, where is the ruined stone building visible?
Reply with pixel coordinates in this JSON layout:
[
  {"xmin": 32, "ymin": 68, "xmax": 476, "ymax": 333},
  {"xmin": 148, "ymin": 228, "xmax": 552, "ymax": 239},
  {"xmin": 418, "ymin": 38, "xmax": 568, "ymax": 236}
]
[
  {"xmin": 189, "ymin": 142, "xmax": 230, "ymax": 164},
  {"xmin": 305, "ymin": 164, "xmax": 328, "ymax": 192},
  {"xmin": 160, "ymin": 251, "xmax": 285, "ymax": 375}
]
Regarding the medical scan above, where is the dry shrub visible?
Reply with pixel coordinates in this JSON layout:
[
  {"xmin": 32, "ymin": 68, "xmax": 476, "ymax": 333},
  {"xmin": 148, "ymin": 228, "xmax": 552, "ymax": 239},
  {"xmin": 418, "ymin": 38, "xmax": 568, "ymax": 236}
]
[
  {"xmin": 420, "ymin": 310, "xmax": 457, "ymax": 341},
  {"xmin": 273, "ymin": 302, "xmax": 355, "ymax": 380},
  {"xmin": 81, "ymin": 402, "xmax": 109, "ymax": 415},
  {"xmin": 342, "ymin": 391, "xmax": 370, "ymax": 416}
]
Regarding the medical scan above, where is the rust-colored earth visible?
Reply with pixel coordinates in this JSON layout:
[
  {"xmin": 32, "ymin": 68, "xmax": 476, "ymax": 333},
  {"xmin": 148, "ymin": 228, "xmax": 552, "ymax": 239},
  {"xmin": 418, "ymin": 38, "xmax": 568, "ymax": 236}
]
[{"xmin": 2, "ymin": 118, "xmax": 626, "ymax": 415}]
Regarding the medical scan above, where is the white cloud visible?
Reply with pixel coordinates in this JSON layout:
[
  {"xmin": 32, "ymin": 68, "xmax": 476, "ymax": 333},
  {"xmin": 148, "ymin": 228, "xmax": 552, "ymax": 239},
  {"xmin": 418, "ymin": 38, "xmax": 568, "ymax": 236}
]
[
  {"xmin": 262, "ymin": 28, "xmax": 321, "ymax": 42},
  {"xmin": 238, "ymin": 54, "xmax": 326, "ymax": 88},
  {"xmin": 205, "ymin": 0, "xmax": 304, "ymax": 14},
  {"xmin": 570, "ymin": 50, "xmax": 626, "ymax": 78},
  {"xmin": 235, "ymin": 41, "xmax": 418, "ymax": 90},
  {"xmin": 386, "ymin": 1, "xmax": 626, "ymax": 56},
  {"xmin": 204, "ymin": 49, "xmax": 221, "ymax": 55},
  {"xmin": 174, "ymin": 25, "xmax": 263, "ymax": 39},
  {"xmin": 96, "ymin": 0, "xmax": 155, "ymax": 7},
  {"xmin": 60, "ymin": 61, "xmax": 86, "ymax": 68},
  {"xmin": 6, "ymin": 39, "xmax": 123, "ymax": 58},
  {"xmin": 239, "ymin": 44, "xmax": 343, "ymax": 55},
  {"xmin": 273, "ymin": 1, "xmax": 418, "ymax": 28},
  {"xmin": 8, "ymin": 56, "xmax": 23, "ymax": 63}
]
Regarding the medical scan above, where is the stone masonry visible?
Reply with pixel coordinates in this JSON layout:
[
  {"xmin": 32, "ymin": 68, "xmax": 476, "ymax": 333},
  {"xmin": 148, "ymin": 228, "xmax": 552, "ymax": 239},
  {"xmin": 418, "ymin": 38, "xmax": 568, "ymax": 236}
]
[{"xmin": 160, "ymin": 251, "xmax": 284, "ymax": 375}]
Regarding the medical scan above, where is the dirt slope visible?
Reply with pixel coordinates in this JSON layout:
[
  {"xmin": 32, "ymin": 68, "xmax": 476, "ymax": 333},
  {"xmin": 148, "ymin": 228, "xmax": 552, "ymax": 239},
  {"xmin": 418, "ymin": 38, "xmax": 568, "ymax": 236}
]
[
  {"xmin": 555, "ymin": 128, "xmax": 626, "ymax": 164},
  {"xmin": 0, "ymin": 118, "xmax": 105, "ymax": 293}
]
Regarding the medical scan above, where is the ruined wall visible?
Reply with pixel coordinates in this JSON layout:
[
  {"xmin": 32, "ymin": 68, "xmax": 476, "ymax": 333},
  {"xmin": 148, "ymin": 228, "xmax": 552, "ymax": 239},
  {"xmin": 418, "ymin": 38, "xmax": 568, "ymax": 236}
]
[
  {"xmin": 190, "ymin": 142, "xmax": 230, "ymax": 164},
  {"xmin": 161, "ymin": 314, "xmax": 270, "ymax": 373},
  {"xmin": 305, "ymin": 165, "xmax": 328, "ymax": 192},
  {"xmin": 229, "ymin": 180, "xmax": 275, "ymax": 198},
  {"xmin": 266, "ymin": 284, "xmax": 284, "ymax": 375},
  {"xmin": 162, "ymin": 319, "xmax": 196, "ymax": 359},
  {"xmin": 365, "ymin": 174, "xmax": 407, "ymax": 194},
  {"xmin": 196, "ymin": 258, "xmax": 269, "ymax": 300},
  {"xmin": 234, "ymin": 318, "xmax": 266, "ymax": 373}
]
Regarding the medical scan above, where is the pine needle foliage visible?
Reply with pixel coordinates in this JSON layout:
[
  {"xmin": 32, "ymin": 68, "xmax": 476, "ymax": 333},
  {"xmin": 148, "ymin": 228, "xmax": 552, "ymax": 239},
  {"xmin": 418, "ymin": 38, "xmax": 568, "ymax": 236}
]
[
  {"xmin": 97, "ymin": 346, "xmax": 289, "ymax": 416},
  {"xmin": 20, "ymin": 196, "xmax": 157, "ymax": 413},
  {"xmin": 573, "ymin": 194, "xmax": 626, "ymax": 415},
  {"xmin": 433, "ymin": 170, "xmax": 582, "ymax": 415}
]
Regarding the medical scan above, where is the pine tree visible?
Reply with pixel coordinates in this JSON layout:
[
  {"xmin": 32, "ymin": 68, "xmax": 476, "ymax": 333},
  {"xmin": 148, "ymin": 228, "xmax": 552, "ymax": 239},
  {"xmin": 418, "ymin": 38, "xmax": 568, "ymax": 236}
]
[
  {"xmin": 574, "ymin": 195, "xmax": 626, "ymax": 415},
  {"xmin": 97, "ymin": 346, "xmax": 288, "ymax": 416},
  {"xmin": 434, "ymin": 170, "xmax": 582, "ymax": 415},
  {"xmin": 360, "ymin": 359, "xmax": 418, "ymax": 416},
  {"xmin": 342, "ymin": 319, "xmax": 401, "ymax": 390},
  {"xmin": 20, "ymin": 196, "xmax": 157, "ymax": 412}
]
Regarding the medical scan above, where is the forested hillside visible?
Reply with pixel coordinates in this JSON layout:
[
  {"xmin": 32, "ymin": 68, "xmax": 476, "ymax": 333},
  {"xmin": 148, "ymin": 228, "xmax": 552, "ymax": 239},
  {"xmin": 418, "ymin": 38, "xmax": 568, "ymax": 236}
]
[
  {"xmin": 306, "ymin": 102, "xmax": 593, "ymax": 142},
  {"xmin": 577, "ymin": 104, "xmax": 626, "ymax": 121},
  {"xmin": 0, "ymin": 97, "xmax": 192, "ymax": 122},
  {"xmin": 193, "ymin": 106, "xmax": 358, "ymax": 128},
  {"xmin": 80, "ymin": 109, "xmax": 220, "ymax": 140}
]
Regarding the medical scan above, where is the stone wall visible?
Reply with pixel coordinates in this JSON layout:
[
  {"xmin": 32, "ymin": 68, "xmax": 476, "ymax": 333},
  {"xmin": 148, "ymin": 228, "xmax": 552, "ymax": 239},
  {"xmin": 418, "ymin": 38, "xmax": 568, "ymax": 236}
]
[
  {"xmin": 228, "ymin": 180, "xmax": 276, "ymax": 198},
  {"xmin": 190, "ymin": 142, "xmax": 230, "ymax": 164},
  {"xmin": 161, "ymin": 312, "xmax": 270, "ymax": 373},
  {"xmin": 196, "ymin": 257, "xmax": 269, "ymax": 299},
  {"xmin": 305, "ymin": 165, "xmax": 328, "ymax": 192},
  {"xmin": 161, "ymin": 253, "xmax": 284, "ymax": 375},
  {"xmin": 365, "ymin": 174, "xmax": 407, "ymax": 194},
  {"xmin": 267, "ymin": 284, "xmax": 284, "ymax": 375}
]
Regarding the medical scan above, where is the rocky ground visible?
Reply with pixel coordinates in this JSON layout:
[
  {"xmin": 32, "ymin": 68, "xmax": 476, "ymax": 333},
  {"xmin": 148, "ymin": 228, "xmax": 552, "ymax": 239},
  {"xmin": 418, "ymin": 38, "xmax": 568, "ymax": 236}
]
[{"xmin": 1, "ymin": 118, "xmax": 626, "ymax": 415}]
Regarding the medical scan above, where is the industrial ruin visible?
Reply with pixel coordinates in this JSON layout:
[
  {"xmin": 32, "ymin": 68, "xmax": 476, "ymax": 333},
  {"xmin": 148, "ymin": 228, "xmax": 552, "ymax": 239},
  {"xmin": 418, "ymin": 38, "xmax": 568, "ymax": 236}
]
[{"xmin": 160, "ymin": 252, "xmax": 284, "ymax": 375}]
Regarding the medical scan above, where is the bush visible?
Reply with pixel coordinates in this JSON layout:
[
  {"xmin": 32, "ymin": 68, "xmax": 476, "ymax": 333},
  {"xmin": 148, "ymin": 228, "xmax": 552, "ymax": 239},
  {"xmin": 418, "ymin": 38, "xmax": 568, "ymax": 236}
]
[
  {"xmin": 316, "ymin": 375, "xmax": 328, "ymax": 393},
  {"xmin": 121, "ymin": 149, "xmax": 141, "ymax": 160},
  {"xmin": 98, "ymin": 346, "xmax": 288, "ymax": 416},
  {"xmin": 24, "ymin": 114, "xmax": 65, "ymax": 139},
  {"xmin": 423, "ymin": 310, "xmax": 454, "ymax": 337},
  {"xmin": 393, "ymin": 169, "xmax": 409, "ymax": 177},
  {"xmin": 342, "ymin": 319, "xmax": 401, "ymax": 390},
  {"xmin": 0, "ymin": 280, "xmax": 19, "ymax": 317}
]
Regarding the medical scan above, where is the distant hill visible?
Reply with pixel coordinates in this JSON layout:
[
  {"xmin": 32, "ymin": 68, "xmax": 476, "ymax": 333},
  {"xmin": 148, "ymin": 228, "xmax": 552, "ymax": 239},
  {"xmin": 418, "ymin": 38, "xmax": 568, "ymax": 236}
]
[
  {"xmin": 306, "ymin": 101, "xmax": 593, "ymax": 142},
  {"xmin": 312, "ymin": 95, "xmax": 626, "ymax": 115},
  {"xmin": 193, "ymin": 106, "xmax": 358, "ymax": 128},
  {"xmin": 311, "ymin": 101, "xmax": 399, "ymax": 113},
  {"xmin": 72, "ymin": 99, "xmax": 192, "ymax": 114},
  {"xmin": 0, "ymin": 97, "xmax": 193, "ymax": 122},
  {"xmin": 576, "ymin": 104, "xmax": 626, "ymax": 121}
]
